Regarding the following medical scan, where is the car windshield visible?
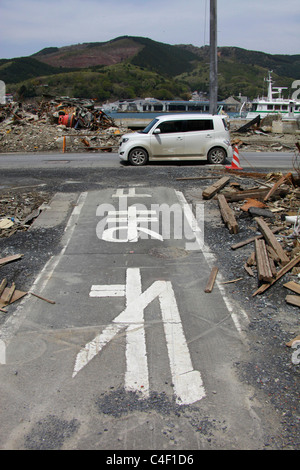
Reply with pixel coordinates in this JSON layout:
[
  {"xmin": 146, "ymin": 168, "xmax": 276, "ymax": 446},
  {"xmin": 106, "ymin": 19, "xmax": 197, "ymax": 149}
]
[{"xmin": 138, "ymin": 118, "xmax": 159, "ymax": 134}]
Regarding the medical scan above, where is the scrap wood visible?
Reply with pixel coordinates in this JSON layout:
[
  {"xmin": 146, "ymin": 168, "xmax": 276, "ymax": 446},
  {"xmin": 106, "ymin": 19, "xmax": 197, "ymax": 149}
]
[
  {"xmin": 220, "ymin": 277, "xmax": 243, "ymax": 284},
  {"xmin": 217, "ymin": 194, "xmax": 239, "ymax": 234},
  {"xmin": 0, "ymin": 282, "xmax": 15, "ymax": 305},
  {"xmin": 222, "ymin": 187, "xmax": 288, "ymax": 202},
  {"xmin": 264, "ymin": 172, "xmax": 293, "ymax": 202},
  {"xmin": 0, "ymin": 254, "xmax": 24, "ymax": 266},
  {"xmin": 0, "ymin": 278, "xmax": 7, "ymax": 296},
  {"xmin": 246, "ymin": 251, "xmax": 256, "ymax": 266},
  {"xmin": 202, "ymin": 176, "xmax": 230, "ymax": 200},
  {"xmin": 285, "ymin": 295, "xmax": 300, "ymax": 307},
  {"xmin": 253, "ymin": 254, "xmax": 300, "ymax": 296},
  {"xmin": 283, "ymin": 281, "xmax": 300, "ymax": 295},
  {"xmin": 254, "ymin": 217, "xmax": 290, "ymax": 266},
  {"xmin": 244, "ymin": 263, "xmax": 255, "ymax": 277},
  {"xmin": 205, "ymin": 266, "xmax": 219, "ymax": 293},
  {"xmin": 221, "ymin": 170, "xmax": 270, "ymax": 179},
  {"xmin": 0, "ymin": 285, "xmax": 27, "ymax": 307},
  {"xmin": 255, "ymin": 238, "xmax": 274, "ymax": 283},
  {"xmin": 29, "ymin": 291, "xmax": 55, "ymax": 304},
  {"xmin": 231, "ymin": 227, "xmax": 283, "ymax": 250}
]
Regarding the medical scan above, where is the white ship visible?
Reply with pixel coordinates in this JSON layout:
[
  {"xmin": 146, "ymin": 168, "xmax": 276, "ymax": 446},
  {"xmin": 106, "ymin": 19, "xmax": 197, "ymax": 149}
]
[{"xmin": 246, "ymin": 71, "xmax": 300, "ymax": 120}]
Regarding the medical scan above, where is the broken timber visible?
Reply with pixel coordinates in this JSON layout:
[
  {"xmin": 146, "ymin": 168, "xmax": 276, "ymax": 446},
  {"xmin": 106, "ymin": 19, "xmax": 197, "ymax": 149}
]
[
  {"xmin": 283, "ymin": 281, "xmax": 300, "ymax": 295},
  {"xmin": 217, "ymin": 194, "xmax": 239, "ymax": 234},
  {"xmin": 255, "ymin": 239, "xmax": 273, "ymax": 283},
  {"xmin": 205, "ymin": 267, "xmax": 219, "ymax": 293},
  {"xmin": 254, "ymin": 217, "xmax": 289, "ymax": 266},
  {"xmin": 264, "ymin": 172, "xmax": 293, "ymax": 202},
  {"xmin": 285, "ymin": 295, "xmax": 300, "ymax": 307},
  {"xmin": 0, "ymin": 254, "xmax": 24, "ymax": 266},
  {"xmin": 253, "ymin": 255, "xmax": 300, "ymax": 296},
  {"xmin": 221, "ymin": 187, "xmax": 288, "ymax": 203},
  {"xmin": 202, "ymin": 176, "xmax": 230, "ymax": 200},
  {"xmin": 231, "ymin": 227, "xmax": 282, "ymax": 250}
]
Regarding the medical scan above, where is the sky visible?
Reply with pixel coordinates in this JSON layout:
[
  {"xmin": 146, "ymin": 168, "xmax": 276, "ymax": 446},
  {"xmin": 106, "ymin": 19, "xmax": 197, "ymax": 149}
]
[{"xmin": 0, "ymin": 0, "xmax": 299, "ymax": 59}]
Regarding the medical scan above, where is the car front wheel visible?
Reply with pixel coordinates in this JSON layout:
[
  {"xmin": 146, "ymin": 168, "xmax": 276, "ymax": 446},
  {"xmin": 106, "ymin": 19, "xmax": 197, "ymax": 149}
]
[
  {"xmin": 207, "ymin": 147, "xmax": 226, "ymax": 165},
  {"xmin": 128, "ymin": 147, "xmax": 148, "ymax": 166}
]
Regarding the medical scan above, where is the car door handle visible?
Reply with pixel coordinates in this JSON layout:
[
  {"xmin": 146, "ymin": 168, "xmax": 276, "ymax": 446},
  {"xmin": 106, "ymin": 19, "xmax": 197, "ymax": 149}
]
[
  {"xmin": 177, "ymin": 137, "xmax": 184, "ymax": 141},
  {"xmin": 205, "ymin": 134, "xmax": 212, "ymax": 138}
]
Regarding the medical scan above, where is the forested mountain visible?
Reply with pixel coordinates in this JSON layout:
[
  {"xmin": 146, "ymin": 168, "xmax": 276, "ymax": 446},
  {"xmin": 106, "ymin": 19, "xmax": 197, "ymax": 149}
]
[{"xmin": 1, "ymin": 36, "xmax": 299, "ymax": 102}]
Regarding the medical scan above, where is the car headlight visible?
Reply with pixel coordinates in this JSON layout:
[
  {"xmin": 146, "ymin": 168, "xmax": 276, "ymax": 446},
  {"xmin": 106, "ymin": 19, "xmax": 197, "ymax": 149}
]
[{"xmin": 122, "ymin": 138, "xmax": 129, "ymax": 143}]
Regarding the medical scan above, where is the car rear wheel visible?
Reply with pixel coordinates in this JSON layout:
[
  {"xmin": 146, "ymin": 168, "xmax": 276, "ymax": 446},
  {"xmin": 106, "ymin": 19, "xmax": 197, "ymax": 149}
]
[
  {"xmin": 207, "ymin": 147, "xmax": 226, "ymax": 165},
  {"xmin": 128, "ymin": 147, "xmax": 148, "ymax": 166}
]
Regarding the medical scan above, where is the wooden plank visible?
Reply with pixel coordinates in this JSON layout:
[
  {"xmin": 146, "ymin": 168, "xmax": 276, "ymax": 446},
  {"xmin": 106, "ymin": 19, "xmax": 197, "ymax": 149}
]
[
  {"xmin": 246, "ymin": 252, "xmax": 256, "ymax": 266},
  {"xmin": 254, "ymin": 217, "xmax": 290, "ymax": 266},
  {"xmin": 255, "ymin": 239, "xmax": 273, "ymax": 282},
  {"xmin": 231, "ymin": 227, "xmax": 282, "ymax": 250},
  {"xmin": 29, "ymin": 292, "xmax": 56, "ymax": 304},
  {"xmin": 0, "ymin": 282, "xmax": 16, "ymax": 305},
  {"xmin": 283, "ymin": 281, "xmax": 300, "ymax": 295},
  {"xmin": 253, "ymin": 255, "xmax": 300, "ymax": 296},
  {"xmin": 0, "ymin": 279, "xmax": 7, "ymax": 297},
  {"xmin": 202, "ymin": 176, "xmax": 230, "ymax": 200},
  {"xmin": 285, "ymin": 295, "xmax": 300, "ymax": 307},
  {"xmin": 264, "ymin": 172, "xmax": 292, "ymax": 202},
  {"xmin": 244, "ymin": 263, "xmax": 255, "ymax": 277},
  {"xmin": 0, "ymin": 254, "xmax": 24, "ymax": 266},
  {"xmin": 0, "ymin": 288, "xmax": 27, "ymax": 307},
  {"xmin": 222, "ymin": 187, "xmax": 288, "ymax": 202},
  {"xmin": 205, "ymin": 267, "xmax": 219, "ymax": 293},
  {"xmin": 217, "ymin": 194, "xmax": 239, "ymax": 234}
]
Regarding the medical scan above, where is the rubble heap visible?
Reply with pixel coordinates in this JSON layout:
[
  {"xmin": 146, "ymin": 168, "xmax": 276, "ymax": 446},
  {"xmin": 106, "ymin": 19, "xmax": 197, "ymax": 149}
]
[
  {"xmin": 0, "ymin": 97, "xmax": 128, "ymax": 153},
  {"xmin": 0, "ymin": 188, "xmax": 51, "ymax": 238},
  {"xmin": 201, "ymin": 157, "xmax": 300, "ymax": 314},
  {"xmin": 230, "ymin": 114, "xmax": 299, "ymax": 153}
]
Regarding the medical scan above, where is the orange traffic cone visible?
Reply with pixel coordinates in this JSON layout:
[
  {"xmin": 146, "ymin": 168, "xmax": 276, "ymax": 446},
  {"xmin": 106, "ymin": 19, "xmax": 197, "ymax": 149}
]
[{"xmin": 226, "ymin": 146, "xmax": 243, "ymax": 170}]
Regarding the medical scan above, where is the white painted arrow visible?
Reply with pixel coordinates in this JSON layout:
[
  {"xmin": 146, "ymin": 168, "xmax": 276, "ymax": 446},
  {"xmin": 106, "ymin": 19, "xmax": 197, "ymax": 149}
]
[{"xmin": 73, "ymin": 268, "xmax": 205, "ymax": 405}]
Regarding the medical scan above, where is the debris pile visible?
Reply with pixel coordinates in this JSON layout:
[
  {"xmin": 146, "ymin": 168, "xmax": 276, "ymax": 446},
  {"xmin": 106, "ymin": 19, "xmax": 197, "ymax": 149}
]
[
  {"xmin": 0, "ymin": 98, "xmax": 127, "ymax": 153},
  {"xmin": 230, "ymin": 115, "xmax": 298, "ymax": 152},
  {"xmin": 0, "ymin": 189, "xmax": 50, "ymax": 238},
  {"xmin": 202, "ymin": 159, "xmax": 300, "ymax": 309},
  {"xmin": 0, "ymin": 254, "xmax": 55, "ymax": 314}
]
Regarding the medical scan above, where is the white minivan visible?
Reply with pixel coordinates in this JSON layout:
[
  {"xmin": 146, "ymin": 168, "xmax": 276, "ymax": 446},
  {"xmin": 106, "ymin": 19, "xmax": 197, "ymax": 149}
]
[{"xmin": 119, "ymin": 113, "xmax": 232, "ymax": 166}]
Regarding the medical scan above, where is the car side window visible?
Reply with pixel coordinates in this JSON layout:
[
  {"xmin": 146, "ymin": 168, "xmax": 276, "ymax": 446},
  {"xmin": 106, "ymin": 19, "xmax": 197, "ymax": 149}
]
[
  {"xmin": 157, "ymin": 120, "xmax": 183, "ymax": 134},
  {"xmin": 186, "ymin": 120, "xmax": 214, "ymax": 132}
]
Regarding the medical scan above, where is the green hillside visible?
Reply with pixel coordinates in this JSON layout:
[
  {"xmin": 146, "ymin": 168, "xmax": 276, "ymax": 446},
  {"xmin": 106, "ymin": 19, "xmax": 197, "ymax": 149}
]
[
  {"xmin": 1, "ymin": 36, "xmax": 299, "ymax": 102},
  {"xmin": 0, "ymin": 57, "xmax": 76, "ymax": 84}
]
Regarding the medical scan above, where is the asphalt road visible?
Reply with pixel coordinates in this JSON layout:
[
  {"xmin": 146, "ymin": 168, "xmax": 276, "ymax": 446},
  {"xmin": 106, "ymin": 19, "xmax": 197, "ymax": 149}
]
[
  {"xmin": 0, "ymin": 151, "xmax": 298, "ymax": 452},
  {"xmin": 0, "ymin": 150, "xmax": 296, "ymax": 169}
]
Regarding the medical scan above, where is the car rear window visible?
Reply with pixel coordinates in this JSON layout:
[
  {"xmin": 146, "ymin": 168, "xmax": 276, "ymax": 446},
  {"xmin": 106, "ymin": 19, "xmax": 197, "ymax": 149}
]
[{"xmin": 185, "ymin": 119, "xmax": 214, "ymax": 132}]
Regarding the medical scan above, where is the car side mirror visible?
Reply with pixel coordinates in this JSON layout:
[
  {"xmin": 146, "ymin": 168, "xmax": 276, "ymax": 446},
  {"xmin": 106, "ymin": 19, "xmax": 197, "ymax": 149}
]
[{"xmin": 153, "ymin": 128, "xmax": 161, "ymax": 134}]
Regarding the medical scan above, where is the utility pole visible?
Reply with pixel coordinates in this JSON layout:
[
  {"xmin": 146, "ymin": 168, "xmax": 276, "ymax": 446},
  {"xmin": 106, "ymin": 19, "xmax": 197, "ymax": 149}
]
[{"xmin": 209, "ymin": 0, "xmax": 218, "ymax": 115}]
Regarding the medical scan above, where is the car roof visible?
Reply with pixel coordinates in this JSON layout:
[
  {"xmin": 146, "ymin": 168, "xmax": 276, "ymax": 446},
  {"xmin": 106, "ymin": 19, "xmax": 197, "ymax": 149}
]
[{"xmin": 155, "ymin": 113, "xmax": 221, "ymax": 121}]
